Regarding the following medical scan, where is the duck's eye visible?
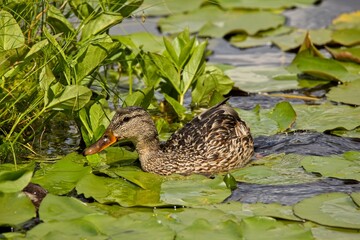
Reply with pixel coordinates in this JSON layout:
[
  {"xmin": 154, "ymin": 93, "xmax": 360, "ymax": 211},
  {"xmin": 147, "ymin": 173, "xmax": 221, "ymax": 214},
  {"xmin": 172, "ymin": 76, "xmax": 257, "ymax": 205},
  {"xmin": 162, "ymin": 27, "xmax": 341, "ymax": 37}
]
[{"xmin": 123, "ymin": 116, "xmax": 131, "ymax": 122}]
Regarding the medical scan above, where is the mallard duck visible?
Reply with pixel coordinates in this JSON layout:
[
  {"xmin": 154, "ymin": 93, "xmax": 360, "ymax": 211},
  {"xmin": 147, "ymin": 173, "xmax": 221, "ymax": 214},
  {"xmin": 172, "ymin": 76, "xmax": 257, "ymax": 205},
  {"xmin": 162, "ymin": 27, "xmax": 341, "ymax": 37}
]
[{"xmin": 84, "ymin": 99, "xmax": 254, "ymax": 175}]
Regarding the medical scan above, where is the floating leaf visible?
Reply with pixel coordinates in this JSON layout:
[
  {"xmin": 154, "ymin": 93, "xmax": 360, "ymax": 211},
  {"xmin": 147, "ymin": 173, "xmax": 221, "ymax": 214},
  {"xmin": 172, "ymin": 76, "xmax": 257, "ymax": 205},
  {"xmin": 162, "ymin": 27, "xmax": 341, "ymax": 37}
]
[
  {"xmin": 226, "ymin": 66, "xmax": 299, "ymax": 93},
  {"xmin": 32, "ymin": 153, "xmax": 92, "ymax": 195},
  {"xmin": 332, "ymin": 29, "xmax": 360, "ymax": 46},
  {"xmin": 0, "ymin": 166, "xmax": 33, "ymax": 193},
  {"xmin": 267, "ymin": 101, "xmax": 296, "ymax": 132},
  {"xmin": 301, "ymin": 152, "xmax": 360, "ymax": 181},
  {"xmin": 331, "ymin": 11, "xmax": 360, "ymax": 30},
  {"xmin": 351, "ymin": 192, "xmax": 360, "ymax": 207},
  {"xmin": 326, "ymin": 79, "xmax": 360, "ymax": 105},
  {"xmin": 327, "ymin": 46, "xmax": 360, "ymax": 64},
  {"xmin": 0, "ymin": 192, "xmax": 36, "ymax": 226},
  {"xmin": 293, "ymin": 192, "xmax": 360, "ymax": 229},
  {"xmin": 293, "ymin": 104, "xmax": 360, "ymax": 132},
  {"xmin": 311, "ymin": 225, "xmax": 360, "ymax": 240},
  {"xmin": 141, "ymin": 0, "xmax": 204, "ymax": 16},
  {"xmin": 218, "ymin": 0, "xmax": 318, "ymax": 9}
]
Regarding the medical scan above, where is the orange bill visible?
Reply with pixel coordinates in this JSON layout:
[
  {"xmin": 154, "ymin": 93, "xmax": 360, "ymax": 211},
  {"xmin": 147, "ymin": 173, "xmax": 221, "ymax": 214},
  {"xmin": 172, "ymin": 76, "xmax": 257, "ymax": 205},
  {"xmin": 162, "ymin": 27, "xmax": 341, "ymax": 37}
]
[{"xmin": 83, "ymin": 130, "xmax": 117, "ymax": 155}]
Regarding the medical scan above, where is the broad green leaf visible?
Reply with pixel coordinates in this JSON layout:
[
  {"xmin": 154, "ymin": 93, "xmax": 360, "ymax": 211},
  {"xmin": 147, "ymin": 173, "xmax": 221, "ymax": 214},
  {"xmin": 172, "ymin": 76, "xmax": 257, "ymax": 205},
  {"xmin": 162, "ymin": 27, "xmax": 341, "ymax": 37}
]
[
  {"xmin": 293, "ymin": 192, "xmax": 360, "ymax": 229},
  {"xmin": 301, "ymin": 152, "xmax": 360, "ymax": 180},
  {"xmin": 199, "ymin": 11, "xmax": 285, "ymax": 38},
  {"xmin": 331, "ymin": 11, "xmax": 360, "ymax": 30},
  {"xmin": 226, "ymin": 66, "xmax": 299, "ymax": 93},
  {"xmin": 311, "ymin": 225, "xmax": 360, "ymax": 240},
  {"xmin": 332, "ymin": 29, "xmax": 360, "ymax": 46},
  {"xmin": 123, "ymin": 87, "xmax": 154, "ymax": 109},
  {"xmin": 68, "ymin": 0, "xmax": 95, "ymax": 19},
  {"xmin": 150, "ymin": 53, "xmax": 181, "ymax": 94},
  {"xmin": 267, "ymin": 102, "xmax": 296, "ymax": 132},
  {"xmin": 293, "ymin": 104, "xmax": 360, "ymax": 132},
  {"xmin": 326, "ymin": 79, "xmax": 360, "ymax": 105},
  {"xmin": 81, "ymin": 13, "xmax": 123, "ymax": 40},
  {"xmin": 331, "ymin": 126, "xmax": 360, "ymax": 139},
  {"xmin": 0, "ymin": 10, "xmax": 25, "ymax": 50},
  {"xmin": 219, "ymin": 0, "xmax": 318, "ymax": 9},
  {"xmin": 351, "ymin": 192, "xmax": 360, "ymax": 207},
  {"xmin": 46, "ymin": 85, "xmax": 92, "ymax": 111},
  {"xmin": 0, "ymin": 167, "xmax": 33, "ymax": 193},
  {"xmin": 182, "ymin": 41, "xmax": 207, "ymax": 93},
  {"xmin": 240, "ymin": 216, "xmax": 313, "ymax": 240},
  {"xmin": 231, "ymin": 154, "xmax": 321, "ymax": 185},
  {"xmin": 39, "ymin": 65, "xmax": 56, "ymax": 106},
  {"xmin": 160, "ymin": 175, "xmax": 231, "ymax": 206},
  {"xmin": 163, "ymin": 93, "xmax": 186, "ymax": 118},
  {"xmin": 0, "ymin": 192, "xmax": 36, "ymax": 226},
  {"xmin": 32, "ymin": 153, "xmax": 92, "ymax": 195},
  {"xmin": 40, "ymin": 194, "xmax": 97, "ymax": 222},
  {"xmin": 114, "ymin": 170, "xmax": 162, "ymax": 190},
  {"xmin": 24, "ymin": 38, "xmax": 49, "ymax": 60},
  {"xmin": 47, "ymin": 5, "xmax": 75, "ymax": 36},
  {"xmin": 327, "ymin": 46, "xmax": 360, "ymax": 64},
  {"xmin": 113, "ymin": 32, "xmax": 164, "ymax": 53},
  {"xmin": 163, "ymin": 37, "xmax": 179, "ymax": 66},
  {"xmin": 141, "ymin": 0, "xmax": 204, "ymax": 16}
]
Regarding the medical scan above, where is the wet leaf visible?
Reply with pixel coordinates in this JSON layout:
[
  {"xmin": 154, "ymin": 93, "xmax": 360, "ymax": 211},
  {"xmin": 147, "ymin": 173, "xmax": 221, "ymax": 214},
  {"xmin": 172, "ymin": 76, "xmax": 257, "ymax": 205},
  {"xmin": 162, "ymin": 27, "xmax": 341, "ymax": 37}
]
[
  {"xmin": 0, "ymin": 10, "xmax": 25, "ymax": 51},
  {"xmin": 326, "ymin": 79, "xmax": 360, "ymax": 105},
  {"xmin": 240, "ymin": 216, "xmax": 313, "ymax": 240},
  {"xmin": 351, "ymin": 192, "xmax": 360, "ymax": 207},
  {"xmin": 226, "ymin": 66, "xmax": 299, "ymax": 93},
  {"xmin": 39, "ymin": 194, "xmax": 97, "ymax": 222},
  {"xmin": 293, "ymin": 192, "xmax": 360, "ymax": 229},
  {"xmin": 232, "ymin": 154, "xmax": 321, "ymax": 185},
  {"xmin": 301, "ymin": 152, "xmax": 360, "ymax": 181},
  {"xmin": 311, "ymin": 224, "xmax": 360, "ymax": 240},
  {"xmin": 224, "ymin": 173, "xmax": 237, "ymax": 190},
  {"xmin": 331, "ymin": 126, "xmax": 360, "ymax": 139},
  {"xmin": 293, "ymin": 104, "xmax": 360, "ymax": 132},
  {"xmin": 267, "ymin": 101, "xmax": 296, "ymax": 132},
  {"xmin": 327, "ymin": 46, "xmax": 360, "ymax": 64},
  {"xmin": 32, "ymin": 153, "xmax": 92, "ymax": 195},
  {"xmin": 0, "ymin": 192, "xmax": 36, "ymax": 226},
  {"xmin": 332, "ymin": 29, "xmax": 360, "ymax": 46},
  {"xmin": 0, "ymin": 166, "xmax": 33, "ymax": 193}
]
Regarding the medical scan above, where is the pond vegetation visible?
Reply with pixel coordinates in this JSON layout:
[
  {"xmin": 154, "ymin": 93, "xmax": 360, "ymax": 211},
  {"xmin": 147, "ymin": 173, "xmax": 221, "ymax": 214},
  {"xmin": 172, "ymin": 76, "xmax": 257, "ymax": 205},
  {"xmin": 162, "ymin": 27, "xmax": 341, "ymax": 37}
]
[{"xmin": 1, "ymin": 0, "xmax": 360, "ymax": 239}]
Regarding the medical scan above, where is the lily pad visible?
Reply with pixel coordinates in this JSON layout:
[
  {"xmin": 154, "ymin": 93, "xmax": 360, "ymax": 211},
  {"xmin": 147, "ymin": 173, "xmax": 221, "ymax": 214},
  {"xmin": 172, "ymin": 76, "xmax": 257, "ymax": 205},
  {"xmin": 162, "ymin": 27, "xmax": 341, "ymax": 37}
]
[
  {"xmin": 0, "ymin": 192, "xmax": 36, "ymax": 226},
  {"xmin": 301, "ymin": 152, "xmax": 360, "ymax": 181},
  {"xmin": 218, "ymin": 0, "xmax": 318, "ymax": 9},
  {"xmin": 32, "ymin": 153, "xmax": 92, "ymax": 195},
  {"xmin": 311, "ymin": 225, "xmax": 360, "ymax": 240},
  {"xmin": 327, "ymin": 79, "xmax": 360, "ymax": 105},
  {"xmin": 332, "ymin": 29, "xmax": 360, "ymax": 46},
  {"xmin": 293, "ymin": 192, "xmax": 360, "ymax": 229},
  {"xmin": 331, "ymin": 10, "xmax": 360, "ymax": 30},
  {"xmin": 226, "ymin": 66, "xmax": 299, "ymax": 93},
  {"xmin": 293, "ymin": 104, "xmax": 360, "ymax": 132},
  {"xmin": 0, "ymin": 166, "xmax": 33, "ymax": 193},
  {"xmin": 327, "ymin": 46, "xmax": 360, "ymax": 64},
  {"xmin": 141, "ymin": 0, "xmax": 205, "ymax": 16},
  {"xmin": 267, "ymin": 101, "xmax": 296, "ymax": 132}
]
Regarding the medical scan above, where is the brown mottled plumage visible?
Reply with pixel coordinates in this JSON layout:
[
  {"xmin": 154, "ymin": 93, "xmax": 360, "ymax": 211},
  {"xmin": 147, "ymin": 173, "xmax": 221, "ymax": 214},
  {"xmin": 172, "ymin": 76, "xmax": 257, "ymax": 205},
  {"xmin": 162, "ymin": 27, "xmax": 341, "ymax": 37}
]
[{"xmin": 84, "ymin": 99, "xmax": 254, "ymax": 175}]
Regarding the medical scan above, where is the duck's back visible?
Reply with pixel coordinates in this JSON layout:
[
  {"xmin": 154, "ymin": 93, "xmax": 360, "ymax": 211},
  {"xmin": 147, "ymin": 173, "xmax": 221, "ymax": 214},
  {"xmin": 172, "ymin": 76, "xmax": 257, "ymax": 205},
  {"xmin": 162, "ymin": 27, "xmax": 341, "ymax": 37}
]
[{"xmin": 161, "ymin": 100, "xmax": 254, "ymax": 175}]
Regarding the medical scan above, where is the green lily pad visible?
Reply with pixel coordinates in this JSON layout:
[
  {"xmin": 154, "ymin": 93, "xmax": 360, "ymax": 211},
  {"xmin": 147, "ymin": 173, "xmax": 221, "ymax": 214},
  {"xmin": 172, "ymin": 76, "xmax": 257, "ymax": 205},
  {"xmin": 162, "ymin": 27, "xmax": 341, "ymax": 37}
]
[
  {"xmin": 0, "ymin": 166, "xmax": 33, "ymax": 193},
  {"xmin": 331, "ymin": 126, "xmax": 360, "ymax": 138},
  {"xmin": 301, "ymin": 152, "xmax": 360, "ymax": 181},
  {"xmin": 293, "ymin": 104, "xmax": 360, "ymax": 132},
  {"xmin": 311, "ymin": 225, "xmax": 360, "ymax": 240},
  {"xmin": 231, "ymin": 154, "xmax": 321, "ymax": 185},
  {"xmin": 327, "ymin": 46, "xmax": 360, "ymax": 64},
  {"xmin": 218, "ymin": 0, "xmax": 318, "ymax": 9},
  {"xmin": 293, "ymin": 192, "xmax": 360, "ymax": 229},
  {"xmin": 226, "ymin": 66, "xmax": 299, "ymax": 93},
  {"xmin": 32, "ymin": 153, "xmax": 92, "ymax": 195},
  {"xmin": 240, "ymin": 216, "xmax": 313, "ymax": 240},
  {"xmin": 331, "ymin": 11, "xmax": 360, "ymax": 30},
  {"xmin": 0, "ymin": 192, "xmax": 36, "ymax": 226},
  {"xmin": 351, "ymin": 192, "xmax": 360, "ymax": 207},
  {"xmin": 141, "ymin": 0, "xmax": 204, "ymax": 16},
  {"xmin": 267, "ymin": 101, "xmax": 296, "ymax": 132},
  {"xmin": 332, "ymin": 29, "xmax": 360, "ymax": 46},
  {"xmin": 326, "ymin": 79, "xmax": 360, "ymax": 105}
]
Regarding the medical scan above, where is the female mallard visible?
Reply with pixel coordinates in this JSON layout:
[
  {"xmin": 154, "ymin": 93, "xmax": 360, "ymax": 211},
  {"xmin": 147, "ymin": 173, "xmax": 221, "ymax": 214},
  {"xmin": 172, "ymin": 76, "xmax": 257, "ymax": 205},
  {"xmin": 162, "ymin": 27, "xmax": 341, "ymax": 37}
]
[{"xmin": 84, "ymin": 99, "xmax": 254, "ymax": 175}]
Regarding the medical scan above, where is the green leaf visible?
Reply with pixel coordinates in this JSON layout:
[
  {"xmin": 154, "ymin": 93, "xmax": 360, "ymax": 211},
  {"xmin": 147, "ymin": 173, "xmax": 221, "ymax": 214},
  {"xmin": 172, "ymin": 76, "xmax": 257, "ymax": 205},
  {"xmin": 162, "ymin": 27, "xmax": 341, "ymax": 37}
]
[
  {"xmin": 327, "ymin": 46, "xmax": 360, "ymax": 64},
  {"xmin": 163, "ymin": 93, "xmax": 186, "ymax": 118},
  {"xmin": 46, "ymin": 85, "xmax": 92, "ymax": 111},
  {"xmin": 0, "ymin": 10, "xmax": 25, "ymax": 50},
  {"xmin": 293, "ymin": 192, "xmax": 360, "ymax": 229},
  {"xmin": 332, "ymin": 29, "xmax": 360, "ymax": 46},
  {"xmin": 123, "ymin": 87, "xmax": 154, "ymax": 109},
  {"xmin": 163, "ymin": 37, "xmax": 179, "ymax": 66},
  {"xmin": 40, "ymin": 194, "xmax": 98, "ymax": 222},
  {"xmin": 226, "ymin": 66, "xmax": 299, "ymax": 93},
  {"xmin": 150, "ymin": 53, "xmax": 181, "ymax": 94},
  {"xmin": 326, "ymin": 79, "xmax": 360, "ymax": 105},
  {"xmin": 223, "ymin": 173, "xmax": 237, "ymax": 190},
  {"xmin": 32, "ymin": 153, "xmax": 92, "ymax": 195},
  {"xmin": 218, "ymin": 0, "xmax": 318, "ymax": 9},
  {"xmin": 141, "ymin": 0, "xmax": 204, "ymax": 16},
  {"xmin": 0, "ymin": 167, "xmax": 33, "ymax": 193},
  {"xmin": 0, "ymin": 192, "xmax": 36, "ymax": 226},
  {"xmin": 301, "ymin": 152, "xmax": 360, "ymax": 181},
  {"xmin": 267, "ymin": 102, "xmax": 296, "ymax": 132},
  {"xmin": 47, "ymin": 5, "xmax": 75, "ymax": 36},
  {"xmin": 68, "ymin": 0, "xmax": 95, "ymax": 19},
  {"xmin": 182, "ymin": 41, "xmax": 206, "ymax": 94},
  {"xmin": 81, "ymin": 13, "xmax": 123, "ymax": 40},
  {"xmin": 293, "ymin": 104, "xmax": 360, "ymax": 132}
]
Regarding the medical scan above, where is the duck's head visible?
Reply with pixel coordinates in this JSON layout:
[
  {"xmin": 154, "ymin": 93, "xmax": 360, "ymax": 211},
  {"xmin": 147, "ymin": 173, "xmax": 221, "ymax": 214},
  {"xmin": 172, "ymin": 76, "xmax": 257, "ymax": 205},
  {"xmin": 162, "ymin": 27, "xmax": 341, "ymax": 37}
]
[{"xmin": 83, "ymin": 106, "xmax": 157, "ymax": 155}]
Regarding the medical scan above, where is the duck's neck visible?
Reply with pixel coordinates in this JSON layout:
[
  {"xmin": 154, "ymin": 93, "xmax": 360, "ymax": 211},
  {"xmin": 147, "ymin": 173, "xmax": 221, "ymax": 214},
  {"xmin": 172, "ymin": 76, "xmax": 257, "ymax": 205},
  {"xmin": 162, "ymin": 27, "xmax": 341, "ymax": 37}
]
[{"xmin": 135, "ymin": 133, "xmax": 169, "ymax": 174}]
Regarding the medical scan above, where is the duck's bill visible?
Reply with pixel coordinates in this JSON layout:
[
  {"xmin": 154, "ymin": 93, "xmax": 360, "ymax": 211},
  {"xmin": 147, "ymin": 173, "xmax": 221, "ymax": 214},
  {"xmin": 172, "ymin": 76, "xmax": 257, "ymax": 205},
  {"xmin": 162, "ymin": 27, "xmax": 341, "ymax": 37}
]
[{"xmin": 83, "ymin": 130, "xmax": 117, "ymax": 155}]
